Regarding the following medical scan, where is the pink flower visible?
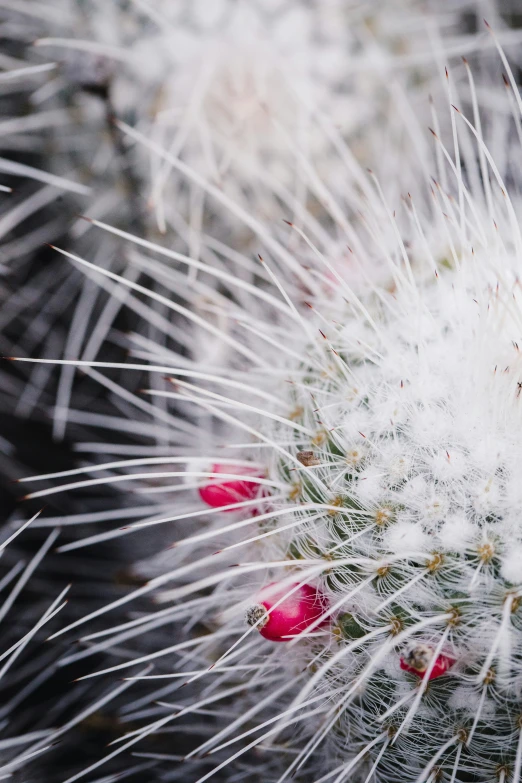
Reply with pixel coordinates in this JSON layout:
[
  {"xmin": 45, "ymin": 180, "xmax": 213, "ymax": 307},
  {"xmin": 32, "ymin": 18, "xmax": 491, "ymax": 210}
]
[
  {"xmin": 246, "ymin": 582, "xmax": 328, "ymax": 642},
  {"xmin": 198, "ymin": 463, "xmax": 263, "ymax": 510},
  {"xmin": 400, "ymin": 643, "xmax": 455, "ymax": 680}
]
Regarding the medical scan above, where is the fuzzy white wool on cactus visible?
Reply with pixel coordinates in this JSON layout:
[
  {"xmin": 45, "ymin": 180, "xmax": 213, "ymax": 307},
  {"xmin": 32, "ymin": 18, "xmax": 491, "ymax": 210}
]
[{"xmin": 14, "ymin": 20, "xmax": 522, "ymax": 783}]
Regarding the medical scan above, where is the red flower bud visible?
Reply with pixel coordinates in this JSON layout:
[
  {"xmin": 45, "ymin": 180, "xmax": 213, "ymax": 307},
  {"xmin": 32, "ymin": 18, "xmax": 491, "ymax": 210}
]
[
  {"xmin": 400, "ymin": 643, "xmax": 455, "ymax": 680},
  {"xmin": 198, "ymin": 463, "xmax": 263, "ymax": 510},
  {"xmin": 246, "ymin": 582, "xmax": 328, "ymax": 642}
]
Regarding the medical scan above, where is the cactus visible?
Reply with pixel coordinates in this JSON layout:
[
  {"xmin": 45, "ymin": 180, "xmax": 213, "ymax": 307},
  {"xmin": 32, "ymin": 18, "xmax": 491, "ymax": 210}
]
[{"xmin": 11, "ymin": 8, "xmax": 522, "ymax": 783}]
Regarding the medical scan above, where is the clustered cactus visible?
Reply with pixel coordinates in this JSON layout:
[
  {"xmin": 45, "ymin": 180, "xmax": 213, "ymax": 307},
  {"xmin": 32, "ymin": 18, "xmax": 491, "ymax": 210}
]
[{"xmin": 6, "ymin": 2, "xmax": 522, "ymax": 783}]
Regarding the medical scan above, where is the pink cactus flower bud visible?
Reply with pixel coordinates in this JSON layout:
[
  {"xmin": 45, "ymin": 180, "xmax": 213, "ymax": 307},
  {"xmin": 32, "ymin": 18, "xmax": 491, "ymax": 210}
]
[
  {"xmin": 245, "ymin": 582, "xmax": 328, "ymax": 642},
  {"xmin": 400, "ymin": 643, "xmax": 455, "ymax": 680},
  {"xmin": 198, "ymin": 463, "xmax": 264, "ymax": 510}
]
